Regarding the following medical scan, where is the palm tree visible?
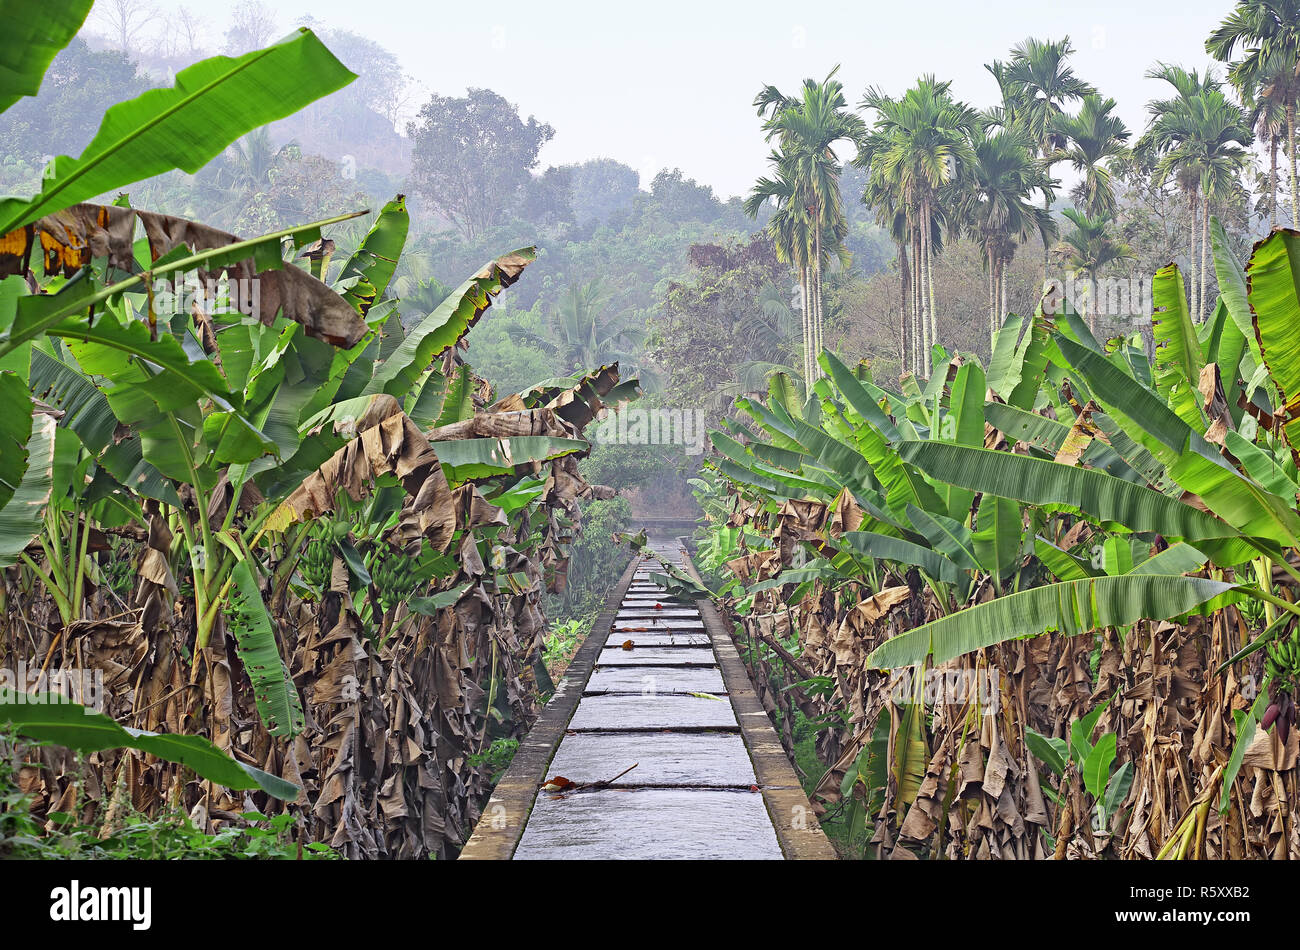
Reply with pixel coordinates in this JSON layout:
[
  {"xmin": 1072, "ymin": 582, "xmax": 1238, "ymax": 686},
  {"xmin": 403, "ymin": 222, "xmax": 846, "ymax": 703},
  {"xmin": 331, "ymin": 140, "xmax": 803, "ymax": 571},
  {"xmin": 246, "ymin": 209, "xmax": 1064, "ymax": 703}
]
[
  {"xmin": 1208, "ymin": 0, "xmax": 1300, "ymax": 227},
  {"xmin": 958, "ymin": 126, "xmax": 1058, "ymax": 340},
  {"xmin": 859, "ymin": 77, "xmax": 978, "ymax": 376},
  {"xmin": 1244, "ymin": 66, "xmax": 1289, "ymax": 229},
  {"xmin": 745, "ymin": 151, "xmax": 816, "ymax": 383},
  {"xmin": 751, "ymin": 68, "xmax": 864, "ymax": 382},
  {"xmin": 995, "ymin": 37, "xmax": 1096, "ymax": 273},
  {"xmin": 1137, "ymin": 65, "xmax": 1252, "ymax": 321},
  {"xmin": 1051, "ymin": 208, "xmax": 1134, "ymax": 332},
  {"xmin": 508, "ymin": 280, "xmax": 645, "ymax": 374},
  {"xmin": 858, "ymin": 167, "xmax": 918, "ymax": 373},
  {"xmin": 1051, "ymin": 94, "xmax": 1131, "ymax": 218},
  {"xmin": 197, "ymin": 128, "xmax": 283, "ymax": 228}
]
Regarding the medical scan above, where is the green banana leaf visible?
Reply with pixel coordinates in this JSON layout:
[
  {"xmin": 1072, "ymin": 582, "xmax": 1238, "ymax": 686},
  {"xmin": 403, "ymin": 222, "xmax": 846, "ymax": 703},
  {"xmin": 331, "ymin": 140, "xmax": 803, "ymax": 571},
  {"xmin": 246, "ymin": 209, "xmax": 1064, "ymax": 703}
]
[
  {"xmin": 363, "ymin": 248, "xmax": 535, "ymax": 398},
  {"xmin": 1, "ymin": 689, "xmax": 299, "ymax": 799},
  {"xmin": 906, "ymin": 503, "xmax": 981, "ymax": 572},
  {"xmin": 985, "ymin": 402, "xmax": 1071, "ymax": 454},
  {"xmin": 1150, "ymin": 262, "xmax": 1205, "ymax": 430},
  {"xmin": 0, "ymin": 401, "xmax": 55, "ymax": 567},
  {"xmin": 1245, "ymin": 229, "xmax": 1300, "ymax": 460},
  {"xmin": 821, "ymin": 351, "xmax": 900, "ymax": 441},
  {"xmin": 337, "ymin": 196, "xmax": 409, "ymax": 316},
  {"xmin": 973, "ymin": 492, "xmax": 1022, "ymax": 582},
  {"xmin": 898, "ymin": 441, "xmax": 1237, "ymax": 541},
  {"xmin": 1210, "ymin": 216, "xmax": 1267, "ymax": 402},
  {"xmin": 1035, "ymin": 535, "xmax": 1102, "ymax": 581},
  {"xmin": 0, "ymin": 371, "xmax": 32, "ymax": 512},
  {"xmin": 226, "ymin": 560, "xmax": 304, "ymax": 739},
  {"xmin": 432, "ymin": 363, "xmax": 475, "ymax": 427},
  {"xmin": 840, "ymin": 531, "xmax": 964, "ymax": 584},
  {"xmin": 434, "ymin": 435, "xmax": 589, "ymax": 484},
  {"xmin": 29, "ymin": 342, "xmax": 119, "ymax": 453},
  {"xmin": 1058, "ymin": 338, "xmax": 1300, "ymax": 550},
  {"xmin": 941, "ymin": 361, "xmax": 985, "ymax": 519},
  {"xmin": 865, "ymin": 573, "xmax": 1236, "ymax": 669},
  {"xmin": 0, "ymin": 0, "xmax": 93, "ymax": 115},
  {"xmin": 987, "ymin": 311, "xmax": 1027, "ymax": 400},
  {"xmin": 0, "ymin": 29, "xmax": 356, "ymax": 234}
]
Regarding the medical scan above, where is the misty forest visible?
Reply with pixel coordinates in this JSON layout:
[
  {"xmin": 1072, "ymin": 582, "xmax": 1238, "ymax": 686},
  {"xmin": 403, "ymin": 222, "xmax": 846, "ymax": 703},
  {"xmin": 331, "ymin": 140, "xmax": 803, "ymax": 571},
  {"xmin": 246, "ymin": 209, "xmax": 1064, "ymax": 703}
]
[{"xmin": 2, "ymin": 0, "xmax": 1300, "ymax": 866}]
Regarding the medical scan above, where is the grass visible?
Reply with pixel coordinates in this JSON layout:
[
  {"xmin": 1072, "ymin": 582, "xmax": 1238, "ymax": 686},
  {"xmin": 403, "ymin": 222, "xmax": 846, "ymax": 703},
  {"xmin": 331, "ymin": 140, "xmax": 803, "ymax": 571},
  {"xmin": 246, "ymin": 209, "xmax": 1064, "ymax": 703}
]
[{"xmin": 542, "ymin": 611, "xmax": 599, "ymax": 681}]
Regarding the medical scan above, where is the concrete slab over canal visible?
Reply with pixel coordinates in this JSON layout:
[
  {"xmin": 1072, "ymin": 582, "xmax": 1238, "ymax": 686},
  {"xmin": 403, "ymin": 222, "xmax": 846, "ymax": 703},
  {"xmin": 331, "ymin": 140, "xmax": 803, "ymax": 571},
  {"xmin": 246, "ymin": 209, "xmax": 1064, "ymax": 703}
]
[{"xmin": 459, "ymin": 535, "xmax": 836, "ymax": 860}]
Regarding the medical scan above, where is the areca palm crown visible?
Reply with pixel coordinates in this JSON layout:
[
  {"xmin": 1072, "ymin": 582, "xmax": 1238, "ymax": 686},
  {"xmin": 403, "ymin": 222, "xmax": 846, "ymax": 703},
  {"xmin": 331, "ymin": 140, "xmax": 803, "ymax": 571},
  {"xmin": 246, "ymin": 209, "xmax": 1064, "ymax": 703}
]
[
  {"xmin": 744, "ymin": 150, "xmax": 817, "ymax": 382},
  {"xmin": 1207, "ymin": 0, "xmax": 1300, "ymax": 227},
  {"xmin": 1137, "ymin": 64, "xmax": 1252, "ymax": 321},
  {"xmin": 750, "ymin": 68, "xmax": 864, "ymax": 384},
  {"xmin": 859, "ymin": 76, "xmax": 978, "ymax": 377},
  {"xmin": 1051, "ymin": 94, "xmax": 1131, "ymax": 218},
  {"xmin": 995, "ymin": 37, "xmax": 1096, "ymax": 272},
  {"xmin": 957, "ymin": 126, "xmax": 1057, "ymax": 340},
  {"xmin": 1050, "ymin": 207, "xmax": 1134, "ymax": 331},
  {"xmin": 1239, "ymin": 53, "xmax": 1292, "ymax": 228}
]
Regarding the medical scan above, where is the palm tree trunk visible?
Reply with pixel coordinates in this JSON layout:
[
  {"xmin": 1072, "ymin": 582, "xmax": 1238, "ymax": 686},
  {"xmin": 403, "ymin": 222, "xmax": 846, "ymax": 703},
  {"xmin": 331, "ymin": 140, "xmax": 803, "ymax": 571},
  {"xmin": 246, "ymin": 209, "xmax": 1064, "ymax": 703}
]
[
  {"xmin": 1000, "ymin": 257, "xmax": 1008, "ymax": 330},
  {"xmin": 988, "ymin": 257, "xmax": 996, "ymax": 342},
  {"xmin": 1199, "ymin": 198, "xmax": 1209, "ymax": 324},
  {"xmin": 919, "ymin": 213, "xmax": 931, "ymax": 377},
  {"xmin": 912, "ymin": 226, "xmax": 923, "ymax": 376},
  {"xmin": 1086, "ymin": 267, "xmax": 1096, "ymax": 334},
  {"xmin": 1289, "ymin": 103, "xmax": 1298, "ymax": 230},
  {"xmin": 1042, "ymin": 149, "xmax": 1053, "ymax": 280},
  {"xmin": 924, "ymin": 202, "xmax": 938, "ymax": 376},
  {"xmin": 1188, "ymin": 192, "xmax": 1199, "ymax": 322},
  {"xmin": 811, "ymin": 259, "xmax": 821, "ymax": 379},
  {"xmin": 800, "ymin": 267, "xmax": 811, "ymax": 386},
  {"xmin": 812, "ymin": 222, "xmax": 822, "ymax": 381},
  {"xmin": 814, "ymin": 259, "xmax": 824, "ymax": 380},
  {"xmin": 1270, "ymin": 134, "xmax": 1280, "ymax": 230},
  {"xmin": 899, "ymin": 239, "xmax": 909, "ymax": 376}
]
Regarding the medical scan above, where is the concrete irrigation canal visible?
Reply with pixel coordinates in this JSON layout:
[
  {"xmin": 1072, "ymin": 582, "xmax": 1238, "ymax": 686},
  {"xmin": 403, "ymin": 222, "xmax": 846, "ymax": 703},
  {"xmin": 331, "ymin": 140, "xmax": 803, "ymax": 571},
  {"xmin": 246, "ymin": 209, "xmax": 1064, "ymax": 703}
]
[{"xmin": 460, "ymin": 532, "xmax": 836, "ymax": 860}]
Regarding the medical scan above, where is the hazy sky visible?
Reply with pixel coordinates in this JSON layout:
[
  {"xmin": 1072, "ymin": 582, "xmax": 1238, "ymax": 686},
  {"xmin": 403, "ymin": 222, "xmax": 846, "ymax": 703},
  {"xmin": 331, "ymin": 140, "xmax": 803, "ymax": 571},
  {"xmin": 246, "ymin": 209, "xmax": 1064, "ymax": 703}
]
[{"xmin": 145, "ymin": 0, "xmax": 1240, "ymax": 199}]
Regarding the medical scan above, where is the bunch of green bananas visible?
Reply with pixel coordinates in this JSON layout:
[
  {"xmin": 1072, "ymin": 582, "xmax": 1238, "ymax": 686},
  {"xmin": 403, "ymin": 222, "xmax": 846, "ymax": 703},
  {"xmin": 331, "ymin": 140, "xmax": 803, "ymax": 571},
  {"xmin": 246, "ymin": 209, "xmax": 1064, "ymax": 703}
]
[
  {"xmin": 1266, "ymin": 631, "xmax": 1300, "ymax": 695},
  {"xmin": 300, "ymin": 537, "xmax": 333, "ymax": 591},
  {"xmin": 370, "ymin": 544, "xmax": 421, "ymax": 611}
]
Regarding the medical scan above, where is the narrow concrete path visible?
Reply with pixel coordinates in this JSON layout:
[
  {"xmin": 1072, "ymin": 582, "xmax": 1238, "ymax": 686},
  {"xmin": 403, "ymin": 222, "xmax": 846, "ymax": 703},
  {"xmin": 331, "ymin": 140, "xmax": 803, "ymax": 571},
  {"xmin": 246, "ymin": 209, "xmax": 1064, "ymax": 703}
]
[{"xmin": 460, "ymin": 534, "xmax": 836, "ymax": 860}]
